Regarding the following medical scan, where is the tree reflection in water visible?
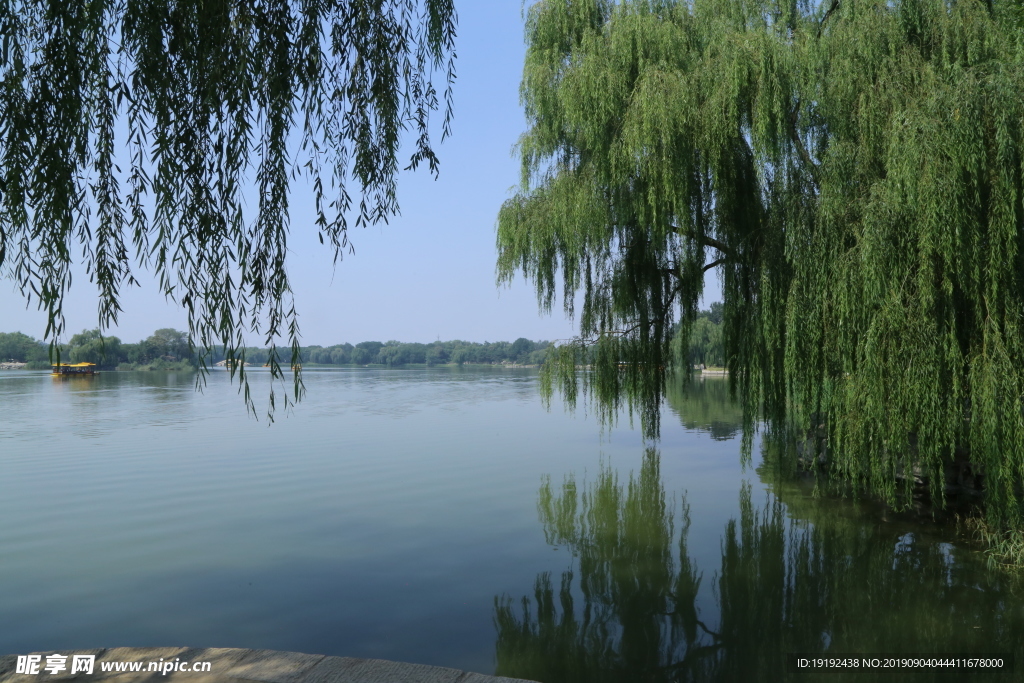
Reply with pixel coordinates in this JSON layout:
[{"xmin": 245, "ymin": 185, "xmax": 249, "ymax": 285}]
[
  {"xmin": 496, "ymin": 451, "xmax": 1024, "ymax": 682},
  {"xmin": 495, "ymin": 450, "xmax": 715, "ymax": 682},
  {"xmin": 664, "ymin": 377, "xmax": 745, "ymax": 442}
]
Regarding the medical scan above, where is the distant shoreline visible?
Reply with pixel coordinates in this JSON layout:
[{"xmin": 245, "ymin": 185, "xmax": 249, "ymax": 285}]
[{"xmin": 0, "ymin": 362, "xmax": 543, "ymax": 372}]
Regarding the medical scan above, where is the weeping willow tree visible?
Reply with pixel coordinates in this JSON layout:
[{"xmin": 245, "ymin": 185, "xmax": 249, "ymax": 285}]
[
  {"xmin": 0, "ymin": 0, "xmax": 455, "ymax": 415},
  {"xmin": 497, "ymin": 0, "xmax": 1024, "ymax": 525}
]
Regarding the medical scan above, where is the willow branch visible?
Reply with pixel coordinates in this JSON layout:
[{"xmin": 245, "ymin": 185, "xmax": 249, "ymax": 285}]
[
  {"xmin": 668, "ymin": 225, "xmax": 735, "ymax": 259},
  {"xmin": 703, "ymin": 257, "xmax": 727, "ymax": 272},
  {"xmin": 572, "ymin": 319, "xmax": 657, "ymax": 347},
  {"xmin": 661, "ymin": 257, "xmax": 727, "ymax": 281},
  {"xmin": 598, "ymin": 322, "xmax": 644, "ymax": 338},
  {"xmin": 817, "ymin": 0, "xmax": 841, "ymax": 38},
  {"xmin": 788, "ymin": 101, "xmax": 820, "ymax": 190}
]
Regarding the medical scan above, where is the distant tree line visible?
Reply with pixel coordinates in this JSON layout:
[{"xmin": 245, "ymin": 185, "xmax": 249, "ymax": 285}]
[
  {"xmin": 1, "ymin": 330, "xmax": 553, "ymax": 369},
  {"xmin": 0, "ymin": 332, "xmax": 50, "ymax": 364},
  {"xmin": 1, "ymin": 328, "xmax": 196, "ymax": 369},
  {"xmin": 298, "ymin": 337, "xmax": 550, "ymax": 367},
  {"xmin": 4, "ymin": 319, "xmax": 722, "ymax": 371}
]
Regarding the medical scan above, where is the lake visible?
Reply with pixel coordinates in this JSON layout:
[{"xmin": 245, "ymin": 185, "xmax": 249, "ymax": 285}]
[{"xmin": 1, "ymin": 368, "xmax": 1021, "ymax": 681}]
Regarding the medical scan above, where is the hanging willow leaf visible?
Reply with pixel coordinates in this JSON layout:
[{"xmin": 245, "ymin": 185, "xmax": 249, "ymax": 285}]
[
  {"xmin": 0, "ymin": 0, "xmax": 456, "ymax": 418},
  {"xmin": 498, "ymin": 0, "xmax": 1024, "ymax": 525}
]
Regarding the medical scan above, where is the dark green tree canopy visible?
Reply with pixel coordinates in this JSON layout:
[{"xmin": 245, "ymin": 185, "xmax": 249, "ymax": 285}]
[
  {"xmin": 497, "ymin": 0, "xmax": 1024, "ymax": 523},
  {"xmin": 0, "ymin": 0, "xmax": 456, "ymax": 412},
  {"xmin": 0, "ymin": 330, "xmax": 47, "ymax": 361}
]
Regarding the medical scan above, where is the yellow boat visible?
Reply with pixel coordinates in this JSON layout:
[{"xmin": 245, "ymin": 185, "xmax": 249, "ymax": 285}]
[{"xmin": 52, "ymin": 362, "xmax": 98, "ymax": 376}]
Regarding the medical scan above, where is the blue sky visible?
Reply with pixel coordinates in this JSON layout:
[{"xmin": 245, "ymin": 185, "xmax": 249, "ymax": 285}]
[{"xmin": 0, "ymin": 2, "xmax": 721, "ymax": 347}]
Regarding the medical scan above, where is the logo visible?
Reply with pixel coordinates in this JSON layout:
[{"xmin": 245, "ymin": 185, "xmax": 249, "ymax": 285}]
[{"xmin": 15, "ymin": 654, "xmax": 95, "ymax": 675}]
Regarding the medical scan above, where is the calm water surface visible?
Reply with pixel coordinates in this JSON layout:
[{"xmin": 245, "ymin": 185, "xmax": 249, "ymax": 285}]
[{"xmin": 1, "ymin": 368, "xmax": 1021, "ymax": 681}]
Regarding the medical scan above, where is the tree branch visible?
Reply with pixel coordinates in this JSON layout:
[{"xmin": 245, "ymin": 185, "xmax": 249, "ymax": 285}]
[
  {"xmin": 817, "ymin": 0, "xmax": 841, "ymax": 38},
  {"xmin": 662, "ymin": 257, "xmax": 726, "ymax": 281},
  {"xmin": 571, "ymin": 319, "xmax": 664, "ymax": 347},
  {"xmin": 668, "ymin": 225, "xmax": 735, "ymax": 259},
  {"xmin": 598, "ymin": 322, "xmax": 644, "ymax": 338},
  {"xmin": 702, "ymin": 257, "xmax": 727, "ymax": 272},
  {"xmin": 788, "ymin": 100, "xmax": 820, "ymax": 190}
]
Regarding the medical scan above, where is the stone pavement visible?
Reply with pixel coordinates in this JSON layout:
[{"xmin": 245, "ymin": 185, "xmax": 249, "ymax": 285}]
[{"xmin": 0, "ymin": 648, "xmax": 538, "ymax": 683}]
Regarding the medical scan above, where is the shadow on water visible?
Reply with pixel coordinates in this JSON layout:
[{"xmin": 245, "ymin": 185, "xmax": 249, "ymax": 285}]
[{"xmin": 495, "ymin": 379, "xmax": 1024, "ymax": 682}]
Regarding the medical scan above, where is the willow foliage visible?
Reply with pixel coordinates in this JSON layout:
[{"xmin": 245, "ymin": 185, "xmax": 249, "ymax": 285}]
[
  {"xmin": 497, "ymin": 0, "xmax": 1024, "ymax": 524},
  {"xmin": 0, "ymin": 0, "xmax": 455, "ymax": 414}
]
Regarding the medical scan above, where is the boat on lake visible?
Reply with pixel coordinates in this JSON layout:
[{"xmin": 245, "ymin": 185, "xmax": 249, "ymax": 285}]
[{"xmin": 51, "ymin": 362, "xmax": 98, "ymax": 376}]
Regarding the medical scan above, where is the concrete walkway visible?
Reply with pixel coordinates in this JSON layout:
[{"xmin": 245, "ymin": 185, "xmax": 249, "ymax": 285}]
[{"xmin": 0, "ymin": 648, "xmax": 538, "ymax": 683}]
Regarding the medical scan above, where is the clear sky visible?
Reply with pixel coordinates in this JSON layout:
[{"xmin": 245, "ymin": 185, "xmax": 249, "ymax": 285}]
[{"xmin": 0, "ymin": 2, "xmax": 721, "ymax": 347}]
